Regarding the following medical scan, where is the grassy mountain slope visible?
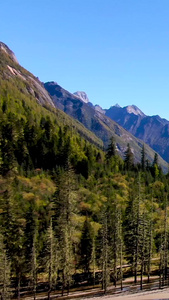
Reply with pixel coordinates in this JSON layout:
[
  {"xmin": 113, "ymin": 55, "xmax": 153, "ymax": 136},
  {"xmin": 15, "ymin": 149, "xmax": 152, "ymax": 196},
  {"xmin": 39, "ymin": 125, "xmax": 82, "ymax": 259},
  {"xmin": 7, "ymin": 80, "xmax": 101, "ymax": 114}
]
[{"xmin": 0, "ymin": 42, "xmax": 103, "ymax": 150}]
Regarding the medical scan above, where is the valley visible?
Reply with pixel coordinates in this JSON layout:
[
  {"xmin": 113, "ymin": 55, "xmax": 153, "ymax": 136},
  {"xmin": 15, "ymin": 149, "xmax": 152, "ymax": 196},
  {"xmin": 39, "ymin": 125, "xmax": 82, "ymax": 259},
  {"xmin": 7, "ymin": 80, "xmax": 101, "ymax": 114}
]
[{"xmin": 1, "ymin": 42, "xmax": 169, "ymax": 299}]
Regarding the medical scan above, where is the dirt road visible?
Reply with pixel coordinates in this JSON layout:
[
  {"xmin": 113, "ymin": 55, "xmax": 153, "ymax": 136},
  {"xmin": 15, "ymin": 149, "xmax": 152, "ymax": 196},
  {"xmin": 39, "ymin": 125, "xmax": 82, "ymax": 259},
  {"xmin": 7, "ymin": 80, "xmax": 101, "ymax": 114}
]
[{"xmin": 82, "ymin": 288, "xmax": 169, "ymax": 300}]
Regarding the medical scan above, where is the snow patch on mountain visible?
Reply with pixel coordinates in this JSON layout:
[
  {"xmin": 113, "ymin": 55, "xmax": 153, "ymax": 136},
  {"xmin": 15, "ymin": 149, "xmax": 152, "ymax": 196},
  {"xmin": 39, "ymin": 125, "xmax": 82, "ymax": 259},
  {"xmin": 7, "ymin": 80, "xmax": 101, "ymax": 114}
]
[
  {"xmin": 73, "ymin": 91, "xmax": 89, "ymax": 103},
  {"xmin": 125, "ymin": 105, "xmax": 145, "ymax": 117}
]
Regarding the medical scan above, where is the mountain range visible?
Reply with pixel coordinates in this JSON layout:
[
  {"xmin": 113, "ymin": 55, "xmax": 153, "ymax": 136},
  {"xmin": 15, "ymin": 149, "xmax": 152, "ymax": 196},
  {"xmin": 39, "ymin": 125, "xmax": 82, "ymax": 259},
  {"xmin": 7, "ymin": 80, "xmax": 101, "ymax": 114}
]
[
  {"xmin": 44, "ymin": 81, "xmax": 168, "ymax": 170},
  {"xmin": 0, "ymin": 41, "xmax": 168, "ymax": 171}
]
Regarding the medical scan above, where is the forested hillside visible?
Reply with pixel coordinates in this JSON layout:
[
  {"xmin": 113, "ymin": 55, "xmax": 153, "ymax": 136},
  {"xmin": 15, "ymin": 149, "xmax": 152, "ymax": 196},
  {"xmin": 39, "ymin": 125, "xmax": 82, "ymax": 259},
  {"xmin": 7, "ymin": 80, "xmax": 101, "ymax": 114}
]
[{"xmin": 1, "ymin": 42, "xmax": 169, "ymax": 299}]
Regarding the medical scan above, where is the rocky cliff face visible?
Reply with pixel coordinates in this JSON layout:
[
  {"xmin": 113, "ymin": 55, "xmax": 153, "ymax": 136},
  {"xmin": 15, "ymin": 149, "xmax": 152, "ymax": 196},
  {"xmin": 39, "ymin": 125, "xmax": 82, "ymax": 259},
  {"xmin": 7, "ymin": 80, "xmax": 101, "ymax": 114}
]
[
  {"xmin": 0, "ymin": 42, "xmax": 18, "ymax": 64},
  {"xmin": 0, "ymin": 41, "xmax": 55, "ymax": 109}
]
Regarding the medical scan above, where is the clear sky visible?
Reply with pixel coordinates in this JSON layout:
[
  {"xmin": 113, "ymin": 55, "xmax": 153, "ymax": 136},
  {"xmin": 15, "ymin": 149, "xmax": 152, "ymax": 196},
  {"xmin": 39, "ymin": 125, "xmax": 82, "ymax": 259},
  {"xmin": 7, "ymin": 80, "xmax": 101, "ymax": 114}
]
[{"xmin": 1, "ymin": 0, "xmax": 169, "ymax": 119}]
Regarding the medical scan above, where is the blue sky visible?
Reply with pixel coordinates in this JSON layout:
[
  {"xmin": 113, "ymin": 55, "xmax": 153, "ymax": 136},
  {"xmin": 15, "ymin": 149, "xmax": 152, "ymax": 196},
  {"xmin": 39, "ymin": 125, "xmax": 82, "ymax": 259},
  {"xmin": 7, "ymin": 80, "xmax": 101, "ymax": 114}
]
[{"xmin": 1, "ymin": 0, "xmax": 169, "ymax": 118}]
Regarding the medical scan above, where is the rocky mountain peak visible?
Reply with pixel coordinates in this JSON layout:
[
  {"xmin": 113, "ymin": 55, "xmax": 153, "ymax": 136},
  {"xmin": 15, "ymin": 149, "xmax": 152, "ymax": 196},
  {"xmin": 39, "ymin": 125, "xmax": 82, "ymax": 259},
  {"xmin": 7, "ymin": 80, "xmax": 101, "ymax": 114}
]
[
  {"xmin": 125, "ymin": 105, "xmax": 145, "ymax": 117},
  {"xmin": 114, "ymin": 103, "xmax": 121, "ymax": 108},
  {"xmin": 94, "ymin": 105, "xmax": 106, "ymax": 114},
  {"xmin": 0, "ymin": 42, "xmax": 18, "ymax": 64},
  {"xmin": 73, "ymin": 91, "xmax": 89, "ymax": 103}
]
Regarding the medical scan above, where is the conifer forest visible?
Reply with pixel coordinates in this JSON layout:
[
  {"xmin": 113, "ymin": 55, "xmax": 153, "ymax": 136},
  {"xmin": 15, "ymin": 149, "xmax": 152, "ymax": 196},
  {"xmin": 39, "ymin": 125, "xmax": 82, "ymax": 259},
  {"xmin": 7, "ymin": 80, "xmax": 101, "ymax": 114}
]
[{"xmin": 1, "ymin": 88, "xmax": 169, "ymax": 299}]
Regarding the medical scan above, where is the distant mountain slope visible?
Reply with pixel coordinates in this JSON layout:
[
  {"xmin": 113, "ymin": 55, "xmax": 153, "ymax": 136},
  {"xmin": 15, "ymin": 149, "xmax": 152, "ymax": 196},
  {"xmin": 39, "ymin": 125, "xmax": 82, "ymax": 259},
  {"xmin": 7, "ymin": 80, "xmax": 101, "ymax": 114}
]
[
  {"xmin": 44, "ymin": 81, "xmax": 168, "ymax": 171},
  {"xmin": 105, "ymin": 105, "xmax": 169, "ymax": 162}
]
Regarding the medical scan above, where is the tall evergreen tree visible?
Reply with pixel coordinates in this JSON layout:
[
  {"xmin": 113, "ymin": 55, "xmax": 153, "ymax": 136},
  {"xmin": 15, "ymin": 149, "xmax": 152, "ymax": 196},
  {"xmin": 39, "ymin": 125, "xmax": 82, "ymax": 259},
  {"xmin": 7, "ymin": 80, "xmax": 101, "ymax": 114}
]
[
  {"xmin": 0, "ymin": 234, "xmax": 11, "ymax": 300},
  {"xmin": 106, "ymin": 137, "xmax": 116, "ymax": 160},
  {"xmin": 124, "ymin": 143, "xmax": 134, "ymax": 170},
  {"xmin": 152, "ymin": 153, "xmax": 160, "ymax": 178},
  {"xmin": 31, "ymin": 230, "xmax": 37, "ymax": 300},
  {"xmin": 79, "ymin": 218, "xmax": 93, "ymax": 274},
  {"xmin": 101, "ymin": 212, "xmax": 109, "ymax": 294},
  {"xmin": 52, "ymin": 163, "xmax": 77, "ymax": 295},
  {"xmin": 153, "ymin": 153, "xmax": 158, "ymax": 166},
  {"xmin": 124, "ymin": 174, "xmax": 142, "ymax": 283},
  {"xmin": 141, "ymin": 144, "xmax": 146, "ymax": 171},
  {"xmin": 0, "ymin": 121, "xmax": 16, "ymax": 175},
  {"xmin": 46, "ymin": 216, "xmax": 56, "ymax": 300}
]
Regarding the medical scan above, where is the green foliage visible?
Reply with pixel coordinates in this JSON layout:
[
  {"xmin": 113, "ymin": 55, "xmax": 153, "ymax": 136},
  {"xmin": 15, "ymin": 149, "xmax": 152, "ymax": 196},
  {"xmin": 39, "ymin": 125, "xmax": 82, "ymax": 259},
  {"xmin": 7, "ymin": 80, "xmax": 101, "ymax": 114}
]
[
  {"xmin": 106, "ymin": 137, "xmax": 116, "ymax": 160},
  {"xmin": 0, "ymin": 234, "xmax": 11, "ymax": 300},
  {"xmin": 141, "ymin": 144, "xmax": 146, "ymax": 171},
  {"xmin": 0, "ymin": 90, "xmax": 102, "ymax": 178},
  {"xmin": 79, "ymin": 218, "xmax": 93, "ymax": 273},
  {"xmin": 124, "ymin": 143, "xmax": 134, "ymax": 170},
  {"xmin": 1, "ymin": 53, "xmax": 169, "ymax": 293}
]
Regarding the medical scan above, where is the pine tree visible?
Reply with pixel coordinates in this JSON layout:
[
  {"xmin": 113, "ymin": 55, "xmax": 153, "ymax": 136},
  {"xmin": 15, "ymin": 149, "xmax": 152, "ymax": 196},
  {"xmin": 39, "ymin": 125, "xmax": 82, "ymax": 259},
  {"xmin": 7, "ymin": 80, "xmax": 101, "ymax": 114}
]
[
  {"xmin": 0, "ymin": 121, "xmax": 16, "ymax": 175},
  {"xmin": 124, "ymin": 174, "xmax": 141, "ymax": 283},
  {"xmin": 24, "ymin": 199, "xmax": 36, "ymax": 273},
  {"xmin": 153, "ymin": 153, "xmax": 158, "ymax": 166},
  {"xmin": 1, "ymin": 190, "xmax": 25, "ymax": 299},
  {"xmin": 106, "ymin": 137, "xmax": 116, "ymax": 160},
  {"xmin": 0, "ymin": 234, "xmax": 11, "ymax": 300},
  {"xmin": 47, "ymin": 217, "xmax": 53, "ymax": 300},
  {"xmin": 46, "ymin": 214, "xmax": 58, "ymax": 300},
  {"xmin": 160, "ymin": 195, "xmax": 168, "ymax": 286},
  {"xmin": 79, "ymin": 218, "xmax": 93, "ymax": 274},
  {"xmin": 141, "ymin": 144, "xmax": 146, "ymax": 171},
  {"xmin": 31, "ymin": 230, "xmax": 37, "ymax": 300},
  {"xmin": 101, "ymin": 212, "xmax": 108, "ymax": 294},
  {"xmin": 52, "ymin": 163, "xmax": 77, "ymax": 295},
  {"xmin": 147, "ymin": 195, "xmax": 153, "ymax": 283},
  {"xmin": 138, "ymin": 212, "xmax": 149, "ymax": 290},
  {"xmin": 152, "ymin": 153, "xmax": 159, "ymax": 178},
  {"xmin": 124, "ymin": 143, "xmax": 134, "ymax": 170},
  {"xmin": 91, "ymin": 235, "xmax": 96, "ymax": 286}
]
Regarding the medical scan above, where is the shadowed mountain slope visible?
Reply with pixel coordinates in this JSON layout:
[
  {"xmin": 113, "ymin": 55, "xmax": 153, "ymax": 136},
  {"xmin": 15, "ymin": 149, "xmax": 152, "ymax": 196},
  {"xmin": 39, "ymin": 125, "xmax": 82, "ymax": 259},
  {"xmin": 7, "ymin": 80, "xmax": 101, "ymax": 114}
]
[
  {"xmin": 105, "ymin": 105, "xmax": 169, "ymax": 162},
  {"xmin": 44, "ymin": 81, "xmax": 168, "ymax": 171}
]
